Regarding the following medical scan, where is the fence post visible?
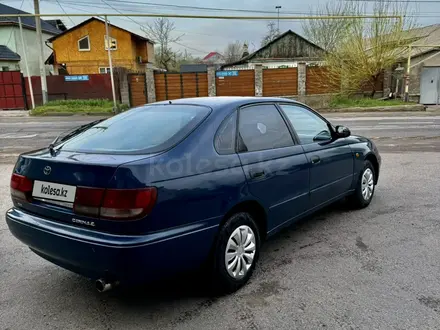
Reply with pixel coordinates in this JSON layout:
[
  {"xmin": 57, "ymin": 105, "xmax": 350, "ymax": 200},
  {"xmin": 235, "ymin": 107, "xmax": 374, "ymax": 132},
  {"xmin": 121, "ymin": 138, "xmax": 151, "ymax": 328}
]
[
  {"xmin": 297, "ymin": 62, "xmax": 306, "ymax": 96},
  {"xmin": 119, "ymin": 72, "xmax": 130, "ymax": 106},
  {"xmin": 145, "ymin": 66, "xmax": 156, "ymax": 103},
  {"xmin": 207, "ymin": 65, "xmax": 216, "ymax": 97},
  {"xmin": 254, "ymin": 64, "xmax": 263, "ymax": 96}
]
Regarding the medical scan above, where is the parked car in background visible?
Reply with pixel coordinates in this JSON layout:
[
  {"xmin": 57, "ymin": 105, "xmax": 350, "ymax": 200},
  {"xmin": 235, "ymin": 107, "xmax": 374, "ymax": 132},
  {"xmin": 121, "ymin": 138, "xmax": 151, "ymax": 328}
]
[{"xmin": 6, "ymin": 97, "xmax": 381, "ymax": 293}]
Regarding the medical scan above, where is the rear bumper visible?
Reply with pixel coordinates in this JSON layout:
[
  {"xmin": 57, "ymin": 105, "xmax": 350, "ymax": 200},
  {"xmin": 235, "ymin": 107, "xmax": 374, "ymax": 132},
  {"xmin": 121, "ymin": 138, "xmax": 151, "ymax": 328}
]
[{"xmin": 6, "ymin": 208, "xmax": 219, "ymax": 284}]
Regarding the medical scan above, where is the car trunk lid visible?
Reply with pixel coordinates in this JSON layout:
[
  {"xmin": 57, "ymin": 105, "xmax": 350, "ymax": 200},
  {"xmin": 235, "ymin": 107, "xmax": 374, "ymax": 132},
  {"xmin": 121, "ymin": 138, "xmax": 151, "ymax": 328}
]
[{"xmin": 11, "ymin": 149, "xmax": 157, "ymax": 231}]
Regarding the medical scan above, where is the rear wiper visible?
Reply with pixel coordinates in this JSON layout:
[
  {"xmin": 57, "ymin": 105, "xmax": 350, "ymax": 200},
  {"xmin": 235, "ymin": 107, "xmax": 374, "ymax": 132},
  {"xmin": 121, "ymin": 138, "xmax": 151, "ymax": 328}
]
[{"xmin": 48, "ymin": 118, "xmax": 105, "ymax": 156}]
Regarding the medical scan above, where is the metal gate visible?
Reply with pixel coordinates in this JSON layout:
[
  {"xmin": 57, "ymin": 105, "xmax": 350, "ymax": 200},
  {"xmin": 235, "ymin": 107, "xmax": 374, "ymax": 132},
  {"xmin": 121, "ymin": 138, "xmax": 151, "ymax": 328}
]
[
  {"xmin": 0, "ymin": 71, "xmax": 26, "ymax": 110},
  {"xmin": 420, "ymin": 67, "xmax": 440, "ymax": 104},
  {"xmin": 216, "ymin": 70, "xmax": 255, "ymax": 96},
  {"xmin": 128, "ymin": 73, "xmax": 147, "ymax": 107}
]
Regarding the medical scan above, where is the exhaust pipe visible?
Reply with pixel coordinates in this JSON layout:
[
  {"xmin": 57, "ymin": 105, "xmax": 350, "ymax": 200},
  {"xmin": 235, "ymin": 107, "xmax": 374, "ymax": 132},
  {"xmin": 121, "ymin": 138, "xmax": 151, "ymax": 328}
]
[{"xmin": 95, "ymin": 279, "xmax": 119, "ymax": 293}]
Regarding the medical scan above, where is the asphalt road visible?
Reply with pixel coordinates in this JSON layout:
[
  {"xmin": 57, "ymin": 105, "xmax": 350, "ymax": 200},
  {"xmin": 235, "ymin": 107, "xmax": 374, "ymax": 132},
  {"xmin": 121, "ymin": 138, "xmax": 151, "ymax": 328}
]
[
  {"xmin": 1, "ymin": 112, "xmax": 440, "ymax": 163},
  {"xmin": 1, "ymin": 112, "xmax": 440, "ymax": 329}
]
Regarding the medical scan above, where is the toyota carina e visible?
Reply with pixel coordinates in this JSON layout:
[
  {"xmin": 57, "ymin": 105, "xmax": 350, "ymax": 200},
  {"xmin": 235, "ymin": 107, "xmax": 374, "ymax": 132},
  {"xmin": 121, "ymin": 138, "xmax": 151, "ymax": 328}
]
[{"xmin": 6, "ymin": 97, "xmax": 381, "ymax": 293}]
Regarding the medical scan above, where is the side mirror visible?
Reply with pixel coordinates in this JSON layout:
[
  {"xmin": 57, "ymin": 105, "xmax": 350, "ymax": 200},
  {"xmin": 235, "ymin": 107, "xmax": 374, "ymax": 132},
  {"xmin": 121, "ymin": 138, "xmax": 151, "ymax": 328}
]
[{"xmin": 335, "ymin": 125, "xmax": 351, "ymax": 138}]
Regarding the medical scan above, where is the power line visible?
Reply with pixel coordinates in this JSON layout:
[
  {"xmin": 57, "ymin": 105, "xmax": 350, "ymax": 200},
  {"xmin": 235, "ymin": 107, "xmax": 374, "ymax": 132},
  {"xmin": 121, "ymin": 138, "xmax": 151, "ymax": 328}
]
[
  {"xmin": 44, "ymin": 0, "xmax": 434, "ymax": 18},
  {"xmin": 60, "ymin": 3, "xmax": 233, "ymax": 39},
  {"xmin": 57, "ymin": 0, "xmax": 288, "ymax": 14},
  {"xmin": 343, "ymin": 0, "xmax": 440, "ymax": 2},
  {"xmin": 5, "ymin": 0, "xmax": 25, "ymax": 47},
  {"xmin": 97, "ymin": 0, "xmax": 211, "ymax": 55},
  {"xmin": 54, "ymin": 0, "xmax": 75, "ymax": 26}
]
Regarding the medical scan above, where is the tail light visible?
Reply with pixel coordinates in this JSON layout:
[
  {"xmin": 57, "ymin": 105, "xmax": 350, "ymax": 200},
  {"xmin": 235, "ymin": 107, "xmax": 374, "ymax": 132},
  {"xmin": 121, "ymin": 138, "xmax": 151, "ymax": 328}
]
[
  {"xmin": 74, "ymin": 187, "xmax": 157, "ymax": 220},
  {"xmin": 10, "ymin": 174, "xmax": 33, "ymax": 201}
]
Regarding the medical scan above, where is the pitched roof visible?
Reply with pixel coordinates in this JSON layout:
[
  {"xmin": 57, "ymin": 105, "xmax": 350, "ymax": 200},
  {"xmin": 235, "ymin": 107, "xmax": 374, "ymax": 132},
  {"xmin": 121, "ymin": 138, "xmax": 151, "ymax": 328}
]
[
  {"xmin": 0, "ymin": 45, "xmax": 20, "ymax": 61},
  {"xmin": 404, "ymin": 24, "xmax": 440, "ymax": 59},
  {"xmin": 48, "ymin": 17, "xmax": 153, "ymax": 43},
  {"xmin": 203, "ymin": 52, "xmax": 222, "ymax": 60},
  {"xmin": 222, "ymin": 30, "xmax": 324, "ymax": 68},
  {"xmin": 0, "ymin": 3, "xmax": 61, "ymax": 35},
  {"xmin": 44, "ymin": 19, "xmax": 67, "ymax": 32},
  {"xmin": 364, "ymin": 24, "xmax": 440, "ymax": 60}
]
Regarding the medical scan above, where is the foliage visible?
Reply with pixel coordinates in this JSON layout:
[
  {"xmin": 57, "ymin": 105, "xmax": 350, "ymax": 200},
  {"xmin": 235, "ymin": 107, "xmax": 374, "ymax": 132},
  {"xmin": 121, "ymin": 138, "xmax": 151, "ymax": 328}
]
[
  {"xmin": 261, "ymin": 21, "xmax": 280, "ymax": 47},
  {"xmin": 31, "ymin": 99, "xmax": 129, "ymax": 116},
  {"xmin": 302, "ymin": 0, "xmax": 417, "ymax": 96},
  {"xmin": 329, "ymin": 96, "xmax": 409, "ymax": 108}
]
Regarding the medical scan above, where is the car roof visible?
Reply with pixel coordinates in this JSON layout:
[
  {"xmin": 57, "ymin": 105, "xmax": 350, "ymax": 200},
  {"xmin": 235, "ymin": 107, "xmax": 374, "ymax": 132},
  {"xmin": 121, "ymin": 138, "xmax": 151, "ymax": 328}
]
[{"xmin": 153, "ymin": 96, "xmax": 301, "ymax": 110}]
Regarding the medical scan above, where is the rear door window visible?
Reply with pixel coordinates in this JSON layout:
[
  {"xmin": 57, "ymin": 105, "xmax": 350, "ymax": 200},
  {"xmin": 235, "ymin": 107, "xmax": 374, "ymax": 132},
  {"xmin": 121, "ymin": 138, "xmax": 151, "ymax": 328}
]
[
  {"xmin": 238, "ymin": 104, "xmax": 294, "ymax": 152},
  {"xmin": 61, "ymin": 104, "xmax": 211, "ymax": 154}
]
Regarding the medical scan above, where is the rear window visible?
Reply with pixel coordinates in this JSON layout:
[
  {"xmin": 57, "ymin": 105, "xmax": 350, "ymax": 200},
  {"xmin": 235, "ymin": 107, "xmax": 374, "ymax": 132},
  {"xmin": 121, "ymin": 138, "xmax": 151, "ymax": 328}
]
[{"xmin": 61, "ymin": 104, "xmax": 211, "ymax": 154}]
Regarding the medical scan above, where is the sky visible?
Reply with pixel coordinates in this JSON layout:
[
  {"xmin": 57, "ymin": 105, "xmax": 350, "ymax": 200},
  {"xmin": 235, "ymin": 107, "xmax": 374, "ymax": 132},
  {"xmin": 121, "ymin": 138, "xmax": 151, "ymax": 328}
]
[{"xmin": 3, "ymin": 0, "xmax": 440, "ymax": 57}]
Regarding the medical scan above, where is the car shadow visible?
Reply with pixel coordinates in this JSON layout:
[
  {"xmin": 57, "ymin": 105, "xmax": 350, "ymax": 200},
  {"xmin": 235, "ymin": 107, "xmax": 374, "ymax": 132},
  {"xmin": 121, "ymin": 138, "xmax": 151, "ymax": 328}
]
[{"xmin": 109, "ymin": 200, "xmax": 355, "ymax": 306}]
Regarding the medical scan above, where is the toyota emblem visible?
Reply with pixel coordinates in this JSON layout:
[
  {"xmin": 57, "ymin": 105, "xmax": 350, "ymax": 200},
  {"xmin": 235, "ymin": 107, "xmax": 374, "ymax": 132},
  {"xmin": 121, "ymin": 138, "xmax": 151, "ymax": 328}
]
[{"xmin": 43, "ymin": 166, "xmax": 51, "ymax": 175}]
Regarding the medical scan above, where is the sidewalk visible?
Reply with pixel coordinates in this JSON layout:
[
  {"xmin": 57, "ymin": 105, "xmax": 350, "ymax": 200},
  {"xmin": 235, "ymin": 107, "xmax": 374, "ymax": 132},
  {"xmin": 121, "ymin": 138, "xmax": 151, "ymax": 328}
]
[
  {"xmin": 0, "ymin": 104, "xmax": 438, "ymax": 118},
  {"xmin": 0, "ymin": 110, "xmax": 29, "ymax": 117}
]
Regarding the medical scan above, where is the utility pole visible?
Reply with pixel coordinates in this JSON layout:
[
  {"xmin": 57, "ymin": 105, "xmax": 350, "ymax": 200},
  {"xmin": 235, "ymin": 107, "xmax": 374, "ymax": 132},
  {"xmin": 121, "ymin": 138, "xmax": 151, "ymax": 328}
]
[
  {"xmin": 34, "ymin": 0, "xmax": 48, "ymax": 104},
  {"xmin": 275, "ymin": 6, "xmax": 282, "ymax": 32},
  {"xmin": 18, "ymin": 17, "xmax": 35, "ymax": 110},
  {"xmin": 104, "ymin": 16, "xmax": 117, "ymax": 112},
  {"xmin": 404, "ymin": 45, "xmax": 411, "ymax": 102}
]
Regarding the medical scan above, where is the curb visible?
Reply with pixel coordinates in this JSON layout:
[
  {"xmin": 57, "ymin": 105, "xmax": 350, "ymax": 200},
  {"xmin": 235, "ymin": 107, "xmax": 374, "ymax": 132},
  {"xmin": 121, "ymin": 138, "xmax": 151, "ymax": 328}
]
[
  {"xmin": 320, "ymin": 105, "xmax": 426, "ymax": 113},
  {"xmin": 30, "ymin": 112, "xmax": 114, "ymax": 117}
]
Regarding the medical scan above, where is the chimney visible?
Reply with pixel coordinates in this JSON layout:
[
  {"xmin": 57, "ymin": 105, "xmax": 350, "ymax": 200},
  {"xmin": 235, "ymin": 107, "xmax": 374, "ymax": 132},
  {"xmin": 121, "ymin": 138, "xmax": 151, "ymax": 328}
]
[{"xmin": 241, "ymin": 43, "xmax": 249, "ymax": 58}]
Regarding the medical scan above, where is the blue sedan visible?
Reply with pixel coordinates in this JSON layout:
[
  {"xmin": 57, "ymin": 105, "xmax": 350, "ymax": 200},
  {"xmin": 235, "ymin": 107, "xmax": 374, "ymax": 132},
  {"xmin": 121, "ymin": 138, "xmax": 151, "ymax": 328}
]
[{"xmin": 6, "ymin": 97, "xmax": 381, "ymax": 293}]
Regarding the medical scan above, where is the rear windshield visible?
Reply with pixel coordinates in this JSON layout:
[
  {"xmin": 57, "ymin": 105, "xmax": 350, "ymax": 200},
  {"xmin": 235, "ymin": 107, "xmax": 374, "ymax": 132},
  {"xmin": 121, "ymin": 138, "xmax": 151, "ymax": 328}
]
[{"xmin": 61, "ymin": 104, "xmax": 211, "ymax": 154}]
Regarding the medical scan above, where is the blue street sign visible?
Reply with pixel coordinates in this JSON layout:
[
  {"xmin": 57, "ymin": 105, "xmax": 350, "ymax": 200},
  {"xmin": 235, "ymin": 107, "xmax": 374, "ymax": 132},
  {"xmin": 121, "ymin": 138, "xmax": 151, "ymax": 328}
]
[
  {"xmin": 216, "ymin": 70, "xmax": 239, "ymax": 77},
  {"xmin": 64, "ymin": 75, "xmax": 89, "ymax": 82}
]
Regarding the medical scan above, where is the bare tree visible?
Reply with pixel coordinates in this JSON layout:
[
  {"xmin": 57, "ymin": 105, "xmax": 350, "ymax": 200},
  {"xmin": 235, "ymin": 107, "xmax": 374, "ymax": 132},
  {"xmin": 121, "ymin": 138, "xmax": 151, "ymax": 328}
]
[
  {"xmin": 141, "ymin": 18, "xmax": 183, "ymax": 71},
  {"xmin": 223, "ymin": 41, "xmax": 245, "ymax": 63},
  {"xmin": 261, "ymin": 21, "xmax": 280, "ymax": 47},
  {"xmin": 302, "ymin": 1, "xmax": 357, "ymax": 52},
  {"xmin": 304, "ymin": 0, "xmax": 417, "ymax": 96}
]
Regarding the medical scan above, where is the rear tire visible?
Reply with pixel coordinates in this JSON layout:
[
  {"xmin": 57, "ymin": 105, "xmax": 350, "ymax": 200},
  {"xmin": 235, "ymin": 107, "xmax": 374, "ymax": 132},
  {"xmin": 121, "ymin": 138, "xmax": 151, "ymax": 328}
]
[
  {"xmin": 211, "ymin": 212, "xmax": 260, "ymax": 294},
  {"xmin": 348, "ymin": 160, "xmax": 376, "ymax": 209}
]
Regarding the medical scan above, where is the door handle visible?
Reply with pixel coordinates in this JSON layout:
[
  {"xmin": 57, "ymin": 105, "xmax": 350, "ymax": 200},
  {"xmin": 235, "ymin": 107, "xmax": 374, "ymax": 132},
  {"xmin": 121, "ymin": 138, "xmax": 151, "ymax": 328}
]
[
  {"xmin": 311, "ymin": 155, "xmax": 321, "ymax": 164},
  {"xmin": 250, "ymin": 170, "xmax": 265, "ymax": 179}
]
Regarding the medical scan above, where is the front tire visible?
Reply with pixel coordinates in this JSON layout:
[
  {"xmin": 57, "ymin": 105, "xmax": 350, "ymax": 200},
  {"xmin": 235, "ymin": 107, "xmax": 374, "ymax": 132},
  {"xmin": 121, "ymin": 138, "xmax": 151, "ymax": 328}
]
[
  {"xmin": 211, "ymin": 212, "xmax": 261, "ymax": 294},
  {"xmin": 349, "ymin": 160, "xmax": 376, "ymax": 208}
]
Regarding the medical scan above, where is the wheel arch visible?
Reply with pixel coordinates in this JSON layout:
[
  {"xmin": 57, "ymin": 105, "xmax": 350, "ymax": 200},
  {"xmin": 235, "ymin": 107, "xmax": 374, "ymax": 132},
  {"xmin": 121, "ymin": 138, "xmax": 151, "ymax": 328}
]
[
  {"xmin": 220, "ymin": 200, "xmax": 268, "ymax": 241},
  {"xmin": 365, "ymin": 153, "xmax": 379, "ymax": 184}
]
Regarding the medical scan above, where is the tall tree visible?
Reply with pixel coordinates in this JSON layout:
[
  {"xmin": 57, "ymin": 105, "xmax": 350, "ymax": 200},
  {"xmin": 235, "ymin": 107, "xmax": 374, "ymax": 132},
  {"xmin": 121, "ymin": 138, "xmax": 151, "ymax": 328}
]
[
  {"xmin": 141, "ymin": 18, "xmax": 183, "ymax": 71},
  {"xmin": 261, "ymin": 21, "xmax": 280, "ymax": 47},
  {"xmin": 302, "ymin": 0, "xmax": 417, "ymax": 96},
  {"xmin": 302, "ymin": 1, "xmax": 357, "ymax": 52}
]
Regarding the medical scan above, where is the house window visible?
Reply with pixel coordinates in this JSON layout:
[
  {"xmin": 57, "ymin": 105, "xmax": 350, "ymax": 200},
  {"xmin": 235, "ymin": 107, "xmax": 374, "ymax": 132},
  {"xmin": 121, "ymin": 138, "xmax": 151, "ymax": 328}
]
[
  {"xmin": 1, "ymin": 66, "xmax": 10, "ymax": 72},
  {"xmin": 78, "ymin": 36, "xmax": 90, "ymax": 51},
  {"xmin": 104, "ymin": 36, "xmax": 117, "ymax": 50},
  {"xmin": 99, "ymin": 67, "xmax": 111, "ymax": 74}
]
